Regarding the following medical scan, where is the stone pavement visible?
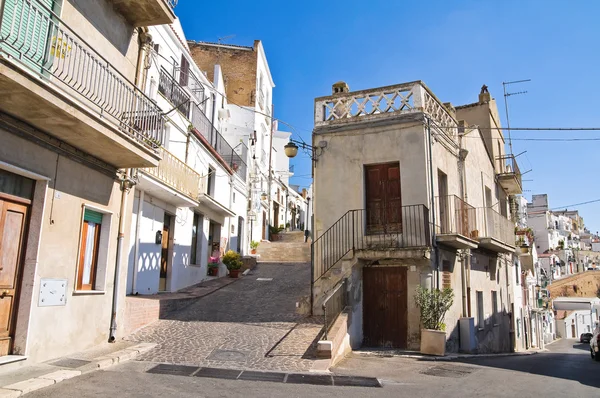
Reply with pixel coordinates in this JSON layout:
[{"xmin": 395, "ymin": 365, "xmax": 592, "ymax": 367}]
[{"xmin": 126, "ymin": 262, "xmax": 325, "ymax": 372}]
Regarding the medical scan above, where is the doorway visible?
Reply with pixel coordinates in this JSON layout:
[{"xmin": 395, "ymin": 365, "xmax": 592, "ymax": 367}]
[
  {"xmin": 262, "ymin": 210, "xmax": 267, "ymax": 240},
  {"xmin": 365, "ymin": 163, "xmax": 402, "ymax": 234},
  {"xmin": 0, "ymin": 198, "xmax": 29, "ymax": 356},
  {"xmin": 159, "ymin": 214, "xmax": 172, "ymax": 292},
  {"xmin": 237, "ymin": 216, "xmax": 243, "ymax": 253},
  {"xmin": 363, "ymin": 266, "xmax": 408, "ymax": 349},
  {"xmin": 273, "ymin": 203, "xmax": 280, "ymax": 230},
  {"xmin": 438, "ymin": 170, "xmax": 449, "ymax": 233}
]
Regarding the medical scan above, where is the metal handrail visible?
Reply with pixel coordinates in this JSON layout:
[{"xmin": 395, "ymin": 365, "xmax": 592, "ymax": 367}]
[
  {"xmin": 436, "ymin": 195, "xmax": 477, "ymax": 238},
  {"xmin": 0, "ymin": 0, "xmax": 165, "ymax": 150},
  {"xmin": 159, "ymin": 67, "xmax": 191, "ymax": 118},
  {"xmin": 312, "ymin": 205, "xmax": 431, "ymax": 282}
]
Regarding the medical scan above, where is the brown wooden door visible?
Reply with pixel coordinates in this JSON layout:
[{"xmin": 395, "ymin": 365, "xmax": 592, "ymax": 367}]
[
  {"xmin": 363, "ymin": 267, "xmax": 408, "ymax": 349},
  {"xmin": 0, "ymin": 199, "xmax": 28, "ymax": 356},
  {"xmin": 159, "ymin": 214, "xmax": 171, "ymax": 292},
  {"xmin": 365, "ymin": 163, "xmax": 401, "ymax": 234}
]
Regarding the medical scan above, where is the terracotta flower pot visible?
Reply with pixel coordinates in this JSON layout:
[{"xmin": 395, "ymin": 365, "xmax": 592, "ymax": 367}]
[
  {"xmin": 208, "ymin": 267, "xmax": 219, "ymax": 276},
  {"xmin": 229, "ymin": 269, "xmax": 240, "ymax": 278},
  {"xmin": 251, "ymin": 249, "xmax": 257, "ymax": 255}
]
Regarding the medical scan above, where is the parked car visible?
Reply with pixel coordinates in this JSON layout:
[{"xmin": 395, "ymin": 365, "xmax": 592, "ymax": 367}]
[
  {"xmin": 580, "ymin": 332, "xmax": 593, "ymax": 343},
  {"xmin": 591, "ymin": 327, "xmax": 600, "ymax": 361}
]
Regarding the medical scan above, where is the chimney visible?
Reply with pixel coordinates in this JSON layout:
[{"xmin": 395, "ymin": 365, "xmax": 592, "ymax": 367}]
[
  {"xmin": 479, "ymin": 84, "xmax": 491, "ymax": 104},
  {"xmin": 332, "ymin": 81, "xmax": 349, "ymax": 95},
  {"xmin": 302, "ymin": 188, "xmax": 307, "ymax": 199}
]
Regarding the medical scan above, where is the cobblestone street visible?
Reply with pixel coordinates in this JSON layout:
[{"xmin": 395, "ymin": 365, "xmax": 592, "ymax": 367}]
[{"xmin": 126, "ymin": 262, "xmax": 324, "ymax": 372}]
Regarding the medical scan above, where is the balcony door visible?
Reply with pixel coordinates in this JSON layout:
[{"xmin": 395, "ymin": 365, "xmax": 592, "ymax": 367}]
[
  {"xmin": 365, "ymin": 162, "xmax": 401, "ymax": 234},
  {"xmin": 1, "ymin": 0, "xmax": 57, "ymax": 72}
]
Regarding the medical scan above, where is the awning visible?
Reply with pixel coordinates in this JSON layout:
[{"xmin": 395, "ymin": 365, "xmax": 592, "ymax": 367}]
[
  {"xmin": 552, "ymin": 297, "xmax": 600, "ymax": 311},
  {"xmin": 198, "ymin": 193, "xmax": 235, "ymax": 218}
]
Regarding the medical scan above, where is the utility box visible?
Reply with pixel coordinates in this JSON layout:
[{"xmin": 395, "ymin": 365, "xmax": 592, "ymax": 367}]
[{"xmin": 459, "ymin": 317, "xmax": 477, "ymax": 353}]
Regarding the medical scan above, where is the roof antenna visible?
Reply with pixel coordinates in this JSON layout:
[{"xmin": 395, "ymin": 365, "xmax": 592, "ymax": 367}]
[
  {"xmin": 502, "ymin": 79, "xmax": 530, "ymax": 155},
  {"xmin": 216, "ymin": 35, "xmax": 236, "ymax": 64}
]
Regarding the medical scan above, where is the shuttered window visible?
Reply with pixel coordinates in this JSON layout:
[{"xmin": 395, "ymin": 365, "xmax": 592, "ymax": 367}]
[
  {"xmin": 77, "ymin": 208, "xmax": 103, "ymax": 290},
  {"xmin": 1, "ymin": 0, "xmax": 57, "ymax": 71},
  {"xmin": 179, "ymin": 55, "xmax": 190, "ymax": 87}
]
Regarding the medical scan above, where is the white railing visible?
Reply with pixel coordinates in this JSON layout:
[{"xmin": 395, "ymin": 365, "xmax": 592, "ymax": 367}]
[
  {"xmin": 314, "ymin": 81, "xmax": 457, "ymax": 138},
  {"xmin": 143, "ymin": 147, "xmax": 200, "ymax": 199}
]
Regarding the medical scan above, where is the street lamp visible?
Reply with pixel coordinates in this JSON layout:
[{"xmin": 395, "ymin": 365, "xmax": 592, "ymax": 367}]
[{"xmin": 284, "ymin": 139, "xmax": 327, "ymax": 161}]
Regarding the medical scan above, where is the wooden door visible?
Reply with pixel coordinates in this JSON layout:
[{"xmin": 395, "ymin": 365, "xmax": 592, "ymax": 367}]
[
  {"xmin": 0, "ymin": 199, "xmax": 28, "ymax": 356},
  {"xmin": 159, "ymin": 214, "xmax": 171, "ymax": 292},
  {"xmin": 363, "ymin": 267, "xmax": 408, "ymax": 349},
  {"xmin": 438, "ymin": 171, "xmax": 449, "ymax": 233},
  {"xmin": 365, "ymin": 163, "xmax": 401, "ymax": 234},
  {"xmin": 262, "ymin": 211, "xmax": 267, "ymax": 240}
]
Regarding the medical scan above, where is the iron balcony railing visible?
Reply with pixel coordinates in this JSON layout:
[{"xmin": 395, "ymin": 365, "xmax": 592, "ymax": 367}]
[
  {"xmin": 475, "ymin": 207, "xmax": 515, "ymax": 246},
  {"xmin": 0, "ymin": 0, "xmax": 165, "ymax": 150},
  {"xmin": 312, "ymin": 205, "xmax": 431, "ymax": 282},
  {"xmin": 498, "ymin": 154, "xmax": 522, "ymax": 182},
  {"xmin": 175, "ymin": 65, "xmax": 205, "ymax": 104},
  {"xmin": 436, "ymin": 195, "xmax": 477, "ymax": 239},
  {"xmin": 159, "ymin": 68, "xmax": 191, "ymax": 118},
  {"xmin": 190, "ymin": 102, "xmax": 247, "ymax": 182},
  {"xmin": 143, "ymin": 147, "xmax": 201, "ymax": 199},
  {"xmin": 323, "ymin": 279, "xmax": 347, "ymax": 340},
  {"xmin": 166, "ymin": 0, "xmax": 178, "ymax": 8}
]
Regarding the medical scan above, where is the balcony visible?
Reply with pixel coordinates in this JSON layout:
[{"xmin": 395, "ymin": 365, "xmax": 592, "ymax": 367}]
[
  {"xmin": 312, "ymin": 205, "xmax": 431, "ymax": 281},
  {"xmin": 314, "ymin": 81, "xmax": 458, "ymax": 141},
  {"xmin": 140, "ymin": 147, "xmax": 201, "ymax": 207},
  {"xmin": 190, "ymin": 102, "xmax": 247, "ymax": 182},
  {"xmin": 0, "ymin": 0, "xmax": 163, "ymax": 168},
  {"xmin": 436, "ymin": 195, "xmax": 478, "ymax": 249},
  {"xmin": 474, "ymin": 207, "xmax": 516, "ymax": 253},
  {"xmin": 497, "ymin": 155, "xmax": 523, "ymax": 195},
  {"xmin": 108, "ymin": 0, "xmax": 176, "ymax": 27},
  {"xmin": 159, "ymin": 68, "xmax": 191, "ymax": 118}
]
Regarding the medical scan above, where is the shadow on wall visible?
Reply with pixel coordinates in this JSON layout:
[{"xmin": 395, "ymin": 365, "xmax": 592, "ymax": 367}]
[{"xmin": 67, "ymin": 0, "xmax": 135, "ymax": 57}]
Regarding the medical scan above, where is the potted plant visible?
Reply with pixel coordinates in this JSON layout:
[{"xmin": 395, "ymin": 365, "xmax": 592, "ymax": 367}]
[
  {"xmin": 415, "ymin": 286, "xmax": 454, "ymax": 356},
  {"xmin": 250, "ymin": 240, "xmax": 259, "ymax": 254},
  {"xmin": 208, "ymin": 255, "xmax": 220, "ymax": 276},
  {"xmin": 269, "ymin": 225, "xmax": 280, "ymax": 241},
  {"xmin": 222, "ymin": 250, "xmax": 243, "ymax": 278}
]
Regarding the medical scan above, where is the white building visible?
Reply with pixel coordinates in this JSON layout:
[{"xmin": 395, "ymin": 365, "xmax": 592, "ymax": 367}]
[
  {"xmin": 126, "ymin": 20, "xmax": 247, "ymax": 296},
  {"xmin": 556, "ymin": 310, "xmax": 595, "ymax": 338}
]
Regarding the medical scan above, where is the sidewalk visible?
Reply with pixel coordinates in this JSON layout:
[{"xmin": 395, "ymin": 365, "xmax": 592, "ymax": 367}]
[
  {"xmin": 0, "ymin": 341, "xmax": 157, "ymax": 397},
  {"xmin": 352, "ymin": 348, "xmax": 545, "ymax": 361}
]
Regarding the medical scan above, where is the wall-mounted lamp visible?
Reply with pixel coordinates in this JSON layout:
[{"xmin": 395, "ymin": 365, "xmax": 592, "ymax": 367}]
[
  {"xmin": 284, "ymin": 139, "xmax": 327, "ymax": 161},
  {"xmin": 155, "ymin": 230, "xmax": 163, "ymax": 245}
]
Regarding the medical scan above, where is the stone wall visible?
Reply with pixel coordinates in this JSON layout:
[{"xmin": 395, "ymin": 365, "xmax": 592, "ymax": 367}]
[{"xmin": 548, "ymin": 271, "xmax": 600, "ymax": 298}]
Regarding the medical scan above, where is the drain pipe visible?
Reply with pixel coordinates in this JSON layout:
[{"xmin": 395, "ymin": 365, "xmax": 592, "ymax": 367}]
[
  {"xmin": 109, "ymin": 170, "xmax": 134, "ymax": 342},
  {"xmin": 426, "ymin": 117, "xmax": 439, "ymax": 289},
  {"xmin": 458, "ymin": 125, "xmax": 468, "ymax": 317},
  {"xmin": 131, "ymin": 189, "xmax": 144, "ymax": 294}
]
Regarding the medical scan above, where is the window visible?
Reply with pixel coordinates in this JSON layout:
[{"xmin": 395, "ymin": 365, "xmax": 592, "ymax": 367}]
[
  {"xmin": 190, "ymin": 213, "xmax": 203, "ymax": 265},
  {"xmin": 77, "ymin": 209, "xmax": 103, "ymax": 290},
  {"xmin": 442, "ymin": 260, "xmax": 451, "ymax": 289},
  {"xmin": 179, "ymin": 55, "xmax": 190, "ymax": 87},
  {"xmin": 492, "ymin": 291, "xmax": 498, "ymax": 325},
  {"xmin": 476, "ymin": 291, "xmax": 484, "ymax": 329},
  {"xmin": 206, "ymin": 166, "xmax": 215, "ymax": 196}
]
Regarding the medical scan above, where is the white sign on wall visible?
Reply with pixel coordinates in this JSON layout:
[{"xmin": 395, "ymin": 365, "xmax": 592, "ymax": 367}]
[{"xmin": 39, "ymin": 279, "xmax": 68, "ymax": 307}]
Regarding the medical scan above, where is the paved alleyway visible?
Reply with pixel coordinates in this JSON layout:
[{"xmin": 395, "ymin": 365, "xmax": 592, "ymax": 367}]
[{"xmin": 126, "ymin": 262, "xmax": 323, "ymax": 372}]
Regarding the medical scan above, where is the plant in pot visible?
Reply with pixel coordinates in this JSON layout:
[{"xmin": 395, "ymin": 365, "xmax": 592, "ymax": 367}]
[
  {"xmin": 207, "ymin": 255, "xmax": 220, "ymax": 276},
  {"xmin": 250, "ymin": 240, "xmax": 259, "ymax": 254},
  {"xmin": 269, "ymin": 225, "xmax": 280, "ymax": 241},
  {"xmin": 415, "ymin": 286, "xmax": 454, "ymax": 356},
  {"xmin": 222, "ymin": 250, "xmax": 243, "ymax": 278}
]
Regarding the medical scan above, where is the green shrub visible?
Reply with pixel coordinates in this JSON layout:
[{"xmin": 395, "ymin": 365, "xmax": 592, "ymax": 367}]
[
  {"xmin": 222, "ymin": 250, "xmax": 242, "ymax": 270},
  {"xmin": 250, "ymin": 240, "xmax": 259, "ymax": 250},
  {"xmin": 414, "ymin": 286, "xmax": 454, "ymax": 331}
]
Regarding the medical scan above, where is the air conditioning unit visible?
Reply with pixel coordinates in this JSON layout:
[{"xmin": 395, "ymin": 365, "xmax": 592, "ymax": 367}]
[{"xmin": 218, "ymin": 108, "xmax": 231, "ymax": 120}]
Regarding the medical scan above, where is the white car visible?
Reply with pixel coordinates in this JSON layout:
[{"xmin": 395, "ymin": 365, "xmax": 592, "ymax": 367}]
[{"xmin": 591, "ymin": 327, "xmax": 600, "ymax": 361}]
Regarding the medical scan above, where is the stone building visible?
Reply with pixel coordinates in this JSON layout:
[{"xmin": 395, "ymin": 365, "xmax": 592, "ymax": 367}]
[
  {"xmin": 311, "ymin": 81, "xmax": 523, "ymax": 353},
  {"xmin": 0, "ymin": 0, "xmax": 175, "ymax": 363}
]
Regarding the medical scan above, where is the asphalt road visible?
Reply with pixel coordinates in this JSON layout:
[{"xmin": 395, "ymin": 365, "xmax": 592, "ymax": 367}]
[{"xmin": 26, "ymin": 338, "xmax": 599, "ymax": 398}]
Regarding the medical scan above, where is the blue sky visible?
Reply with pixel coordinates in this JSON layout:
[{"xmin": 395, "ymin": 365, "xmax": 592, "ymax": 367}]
[{"xmin": 178, "ymin": 0, "xmax": 600, "ymax": 232}]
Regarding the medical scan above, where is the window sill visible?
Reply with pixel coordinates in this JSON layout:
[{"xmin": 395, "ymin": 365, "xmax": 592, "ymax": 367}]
[
  {"xmin": 478, "ymin": 327, "xmax": 484, "ymax": 331},
  {"xmin": 73, "ymin": 290, "xmax": 106, "ymax": 296}
]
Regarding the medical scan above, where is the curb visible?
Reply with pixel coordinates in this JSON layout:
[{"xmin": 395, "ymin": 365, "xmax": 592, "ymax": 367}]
[
  {"xmin": 0, "ymin": 342, "xmax": 157, "ymax": 397},
  {"xmin": 354, "ymin": 349, "xmax": 542, "ymax": 361}
]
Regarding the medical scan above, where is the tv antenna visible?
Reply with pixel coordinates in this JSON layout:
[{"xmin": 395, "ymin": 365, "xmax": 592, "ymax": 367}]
[
  {"xmin": 217, "ymin": 35, "xmax": 236, "ymax": 45},
  {"xmin": 502, "ymin": 79, "xmax": 530, "ymax": 155}
]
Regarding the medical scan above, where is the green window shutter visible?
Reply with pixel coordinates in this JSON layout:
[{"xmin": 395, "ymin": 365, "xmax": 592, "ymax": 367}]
[
  {"xmin": 1, "ymin": 0, "xmax": 56, "ymax": 71},
  {"xmin": 84, "ymin": 209, "xmax": 103, "ymax": 224}
]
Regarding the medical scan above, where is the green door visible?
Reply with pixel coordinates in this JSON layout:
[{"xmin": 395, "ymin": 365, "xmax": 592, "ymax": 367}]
[{"xmin": 0, "ymin": 0, "xmax": 56, "ymax": 72}]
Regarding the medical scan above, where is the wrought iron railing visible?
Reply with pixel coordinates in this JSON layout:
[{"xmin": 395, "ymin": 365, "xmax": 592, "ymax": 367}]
[
  {"xmin": 312, "ymin": 205, "xmax": 431, "ymax": 282},
  {"xmin": 143, "ymin": 147, "xmax": 200, "ymax": 199},
  {"xmin": 190, "ymin": 102, "xmax": 247, "ymax": 182},
  {"xmin": 475, "ymin": 207, "xmax": 515, "ymax": 246},
  {"xmin": 497, "ymin": 154, "xmax": 522, "ymax": 185},
  {"xmin": 323, "ymin": 279, "xmax": 347, "ymax": 340},
  {"xmin": 175, "ymin": 66, "xmax": 205, "ymax": 104},
  {"xmin": 436, "ymin": 195, "xmax": 477, "ymax": 238},
  {"xmin": 159, "ymin": 67, "xmax": 191, "ymax": 118},
  {"xmin": 0, "ymin": 0, "xmax": 165, "ymax": 150},
  {"xmin": 166, "ymin": 0, "xmax": 178, "ymax": 8}
]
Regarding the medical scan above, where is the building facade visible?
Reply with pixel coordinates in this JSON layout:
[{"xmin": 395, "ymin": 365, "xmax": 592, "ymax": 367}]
[
  {"xmin": 0, "ymin": 0, "xmax": 176, "ymax": 363},
  {"xmin": 311, "ymin": 82, "xmax": 523, "ymax": 353}
]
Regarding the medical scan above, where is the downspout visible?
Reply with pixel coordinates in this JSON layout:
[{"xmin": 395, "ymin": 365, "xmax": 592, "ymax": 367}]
[
  {"xmin": 458, "ymin": 127, "xmax": 468, "ymax": 317},
  {"xmin": 109, "ymin": 170, "xmax": 133, "ymax": 342},
  {"xmin": 266, "ymin": 106, "xmax": 274, "ymax": 239},
  {"xmin": 132, "ymin": 189, "xmax": 144, "ymax": 294},
  {"xmin": 426, "ymin": 117, "xmax": 439, "ymax": 289},
  {"xmin": 228, "ymin": 174, "xmax": 234, "ymax": 252}
]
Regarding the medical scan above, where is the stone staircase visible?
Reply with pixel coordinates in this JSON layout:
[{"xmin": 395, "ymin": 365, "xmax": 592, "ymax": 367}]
[{"xmin": 256, "ymin": 231, "xmax": 311, "ymax": 263}]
